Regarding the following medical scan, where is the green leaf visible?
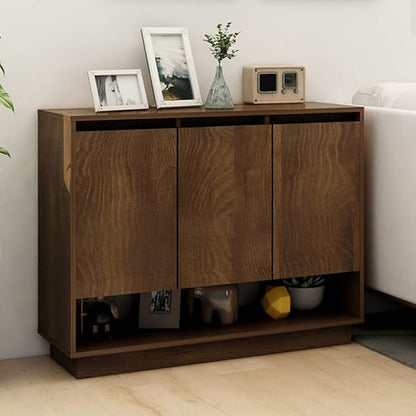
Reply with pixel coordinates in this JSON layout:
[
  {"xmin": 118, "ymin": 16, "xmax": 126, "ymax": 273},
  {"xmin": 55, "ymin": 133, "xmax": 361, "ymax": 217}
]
[
  {"xmin": 0, "ymin": 147, "xmax": 11, "ymax": 158},
  {"xmin": 0, "ymin": 84, "xmax": 14, "ymax": 112},
  {"xmin": 312, "ymin": 276, "xmax": 325, "ymax": 287},
  {"xmin": 283, "ymin": 277, "xmax": 299, "ymax": 287},
  {"xmin": 0, "ymin": 60, "xmax": 5, "ymax": 76},
  {"xmin": 204, "ymin": 22, "xmax": 240, "ymax": 64},
  {"xmin": 283, "ymin": 275, "xmax": 325, "ymax": 287}
]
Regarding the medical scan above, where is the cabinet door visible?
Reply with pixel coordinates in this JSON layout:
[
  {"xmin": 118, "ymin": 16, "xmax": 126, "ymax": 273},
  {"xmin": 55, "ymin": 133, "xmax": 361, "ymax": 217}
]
[
  {"xmin": 179, "ymin": 125, "xmax": 271, "ymax": 288},
  {"xmin": 273, "ymin": 122, "xmax": 361, "ymax": 278},
  {"xmin": 72, "ymin": 129, "xmax": 177, "ymax": 298}
]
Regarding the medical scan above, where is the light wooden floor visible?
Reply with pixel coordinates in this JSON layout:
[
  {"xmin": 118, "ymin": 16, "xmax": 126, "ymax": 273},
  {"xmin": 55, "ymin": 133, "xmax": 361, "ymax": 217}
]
[{"xmin": 1, "ymin": 343, "xmax": 416, "ymax": 415}]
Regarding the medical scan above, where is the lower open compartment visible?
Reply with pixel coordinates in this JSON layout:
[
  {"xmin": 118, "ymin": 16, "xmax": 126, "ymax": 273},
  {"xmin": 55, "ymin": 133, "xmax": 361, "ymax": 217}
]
[{"xmin": 47, "ymin": 271, "xmax": 363, "ymax": 378}]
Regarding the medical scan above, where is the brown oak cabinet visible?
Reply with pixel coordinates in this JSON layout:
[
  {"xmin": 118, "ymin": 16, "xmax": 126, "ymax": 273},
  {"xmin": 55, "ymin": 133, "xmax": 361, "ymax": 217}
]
[
  {"xmin": 74, "ymin": 128, "xmax": 177, "ymax": 298},
  {"xmin": 273, "ymin": 122, "xmax": 361, "ymax": 278},
  {"xmin": 38, "ymin": 103, "xmax": 364, "ymax": 378},
  {"xmin": 179, "ymin": 125, "xmax": 271, "ymax": 288}
]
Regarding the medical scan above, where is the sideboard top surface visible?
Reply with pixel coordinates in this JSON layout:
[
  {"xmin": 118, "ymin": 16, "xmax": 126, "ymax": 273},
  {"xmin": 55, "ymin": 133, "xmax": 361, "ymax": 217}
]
[{"xmin": 39, "ymin": 102, "xmax": 363, "ymax": 122}]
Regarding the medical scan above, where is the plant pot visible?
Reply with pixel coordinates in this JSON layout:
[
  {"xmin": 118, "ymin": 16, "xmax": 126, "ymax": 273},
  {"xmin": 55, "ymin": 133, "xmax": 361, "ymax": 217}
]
[{"xmin": 287, "ymin": 285, "xmax": 325, "ymax": 311}]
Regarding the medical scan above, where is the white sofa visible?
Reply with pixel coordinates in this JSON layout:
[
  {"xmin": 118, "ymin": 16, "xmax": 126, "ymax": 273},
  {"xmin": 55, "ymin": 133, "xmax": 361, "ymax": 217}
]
[{"xmin": 353, "ymin": 83, "xmax": 416, "ymax": 306}]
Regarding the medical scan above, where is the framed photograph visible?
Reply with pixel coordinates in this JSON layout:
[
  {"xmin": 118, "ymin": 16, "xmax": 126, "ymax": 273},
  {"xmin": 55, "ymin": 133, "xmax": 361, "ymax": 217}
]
[
  {"xmin": 141, "ymin": 27, "xmax": 202, "ymax": 109},
  {"xmin": 88, "ymin": 69, "xmax": 149, "ymax": 112},
  {"xmin": 138, "ymin": 289, "xmax": 181, "ymax": 329}
]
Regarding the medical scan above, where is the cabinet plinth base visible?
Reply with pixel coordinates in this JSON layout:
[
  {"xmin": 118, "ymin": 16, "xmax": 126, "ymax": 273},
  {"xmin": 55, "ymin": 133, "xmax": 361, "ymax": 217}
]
[{"xmin": 50, "ymin": 326, "xmax": 351, "ymax": 379}]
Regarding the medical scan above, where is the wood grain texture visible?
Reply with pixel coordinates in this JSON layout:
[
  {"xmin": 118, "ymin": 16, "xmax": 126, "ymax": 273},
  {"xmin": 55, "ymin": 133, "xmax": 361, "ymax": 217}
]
[
  {"xmin": 179, "ymin": 125, "xmax": 271, "ymax": 288},
  {"xmin": 52, "ymin": 326, "xmax": 351, "ymax": 378},
  {"xmin": 38, "ymin": 112, "xmax": 72, "ymax": 354},
  {"xmin": 74, "ymin": 311, "xmax": 360, "ymax": 358},
  {"xmin": 41, "ymin": 102, "xmax": 362, "ymax": 121},
  {"xmin": 273, "ymin": 122, "xmax": 361, "ymax": 278},
  {"xmin": 5, "ymin": 343, "xmax": 416, "ymax": 415},
  {"xmin": 72, "ymin": 129, "xmax": 177, "ymax": 298},
  {"xmin": 38, "ymin": 105, "xmax": 364, "ymax": 378}
]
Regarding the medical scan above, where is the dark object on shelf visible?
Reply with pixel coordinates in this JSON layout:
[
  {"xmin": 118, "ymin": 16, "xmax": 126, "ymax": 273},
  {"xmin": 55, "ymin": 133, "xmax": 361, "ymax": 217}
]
[
  {"xmin": 83, "ymin": 298, "xmax": 119, "ymax": 341},
  {"xmin": 138, "ymin": 290, "xmax": 181, "ymax": 329},
  {"xmin": 188, "ymin": 284, "xmax": 239, "ymax": 325}
]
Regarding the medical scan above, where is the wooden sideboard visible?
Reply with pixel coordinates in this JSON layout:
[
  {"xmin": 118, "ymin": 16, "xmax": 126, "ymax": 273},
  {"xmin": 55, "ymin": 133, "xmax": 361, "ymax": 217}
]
[{"xmin": 38, "ymin": 102, "xmax": 364, "ymax": 378}]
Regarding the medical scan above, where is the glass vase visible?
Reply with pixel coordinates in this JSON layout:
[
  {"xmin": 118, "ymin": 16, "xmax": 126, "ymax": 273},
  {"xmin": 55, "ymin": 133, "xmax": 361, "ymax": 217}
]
[{"xmin": 205, "ymin": 65, "xmax": 234, "ymax": 109}]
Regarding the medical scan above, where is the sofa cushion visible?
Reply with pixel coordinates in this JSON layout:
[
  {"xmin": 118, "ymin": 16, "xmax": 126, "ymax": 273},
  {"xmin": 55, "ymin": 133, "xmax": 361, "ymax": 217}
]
[{"xmin": 352, "ymin": 82, "xmax": 416, "ymax": 110}]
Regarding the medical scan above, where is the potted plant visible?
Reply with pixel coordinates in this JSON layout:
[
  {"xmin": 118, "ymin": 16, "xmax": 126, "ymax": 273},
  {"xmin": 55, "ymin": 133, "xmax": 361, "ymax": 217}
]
[
  {"xmin": 0, "ymin": 35, "xmax": 14, "ymax": 157},
  {"xmin": 283, "ymin": 275, "xmax": 326, "ymax": 311},
  {"xmin": 203, "ymin": 22, "xmax": 240, "ymax": 109}
]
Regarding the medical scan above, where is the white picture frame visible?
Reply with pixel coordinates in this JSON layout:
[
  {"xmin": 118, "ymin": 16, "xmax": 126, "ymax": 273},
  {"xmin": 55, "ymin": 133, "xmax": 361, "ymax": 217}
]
[
  {"xmin": 88, "ymin": 69, "xmax": 149, "ymax": 112},
  {"xmin": 141, "ymin": 27, "xmax": 202, "ymax": 109},
  {"xmin": 138, "ymin": 289, "xmax": 181, "ymax": 329}
]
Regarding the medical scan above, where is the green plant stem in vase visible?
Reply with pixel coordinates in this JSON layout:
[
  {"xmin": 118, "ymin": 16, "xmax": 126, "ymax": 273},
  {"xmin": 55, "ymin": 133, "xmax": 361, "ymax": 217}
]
[{"xmin": 204, "ymin": 22, "xmax": 239, "ymax": 109}]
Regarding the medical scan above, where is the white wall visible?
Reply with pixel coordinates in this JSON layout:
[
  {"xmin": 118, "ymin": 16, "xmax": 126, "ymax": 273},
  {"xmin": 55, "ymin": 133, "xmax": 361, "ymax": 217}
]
[{"xmin": 0, "ymin": 0, "xmax": 415, "ymax": 360}]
